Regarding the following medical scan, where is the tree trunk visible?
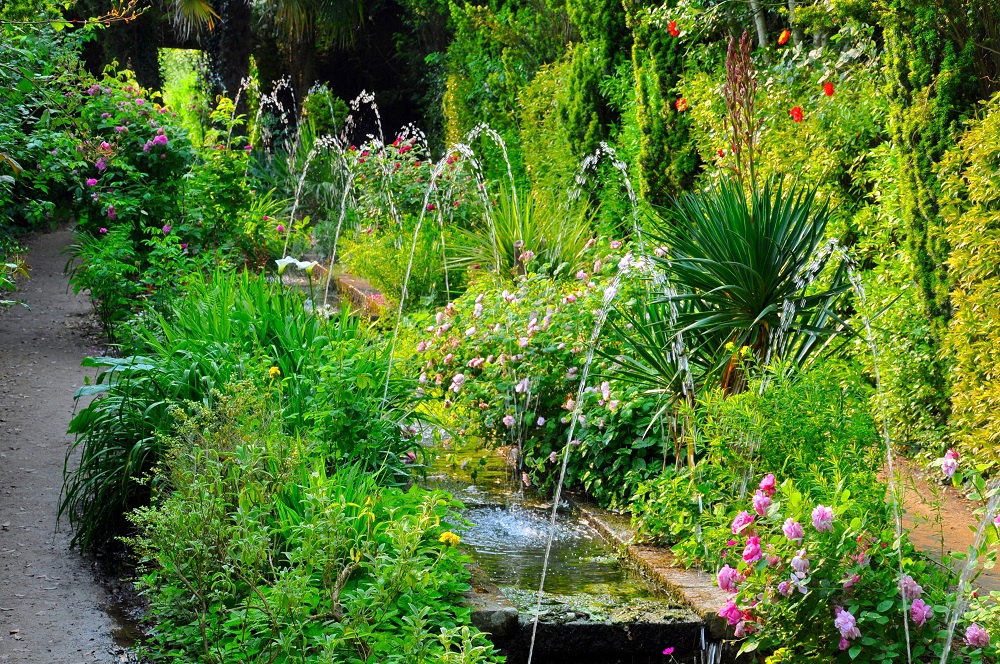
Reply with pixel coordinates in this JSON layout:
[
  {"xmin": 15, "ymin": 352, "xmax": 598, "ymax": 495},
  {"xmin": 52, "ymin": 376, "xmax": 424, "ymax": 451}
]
[
  {"xmin": 750, "ymin": 0, "xmax": 768, "ymax": 48},
  {"xmin": 787, "ymin": 0, "xmax": 805, "ymax": 46}
]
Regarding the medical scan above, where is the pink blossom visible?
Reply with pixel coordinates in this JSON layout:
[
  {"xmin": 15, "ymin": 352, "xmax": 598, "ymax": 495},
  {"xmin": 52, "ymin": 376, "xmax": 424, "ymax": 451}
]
[
  {"xmin": 449, "ymin": 373, "xmax": 465, "ymax": 393},
  {"xmin": 716, "ymin": 565, "xmax": 738, "ymax": 593},
  {"xmin": 576, "ymin": 270, "xmax": 587, "ymax": 280},
  {"xmin": 502, "ymin": 414, "xmax": 516, "ymax": 427},
  {"xmin": 783, "ymin": 518, "xmax": 804, "ymax": 541},
  {"xmin": 443, "ymin": 353, "xmax": 453, "ymax": 364},
  {"xmin": 610, "ymin": 240, "xmax": 622, "ymax": 249},
  {"xmin": 585, "ymin": 238, "xmax": 596, "ymax": 249},
  {"xmin": 993, "ymin": 512, "xmax": 1000, "ymax": 528},
  {"xmin": 549, "ymin": 451, "xmax": 558, "ymax": 463},
  {"xmin": 276, "ymin": 224, "xmax": 285, "ymax": 233},
  {"xmin": 752, "ymin": 490, "xmax": 771, "ymax": 516},
  {"xmin": 96, "ymin": 157, "xmax": 107, "ymax": 172},
  {"xmin": 101, "ymin": 112, "xmax": 111, "ymax": 118},
  {"xmin": 106, "ymin": 205, "xmax": 116, "ymax": 220},
  {"xmin": 135, "ymin": 98, "xmax": 145, "ymax": 105},
  {"xmin": 910, "ymin": 598, "xmax": 932, "ymax": 627},
  {"xmin": 519, "ymin": 250, "xmax": 535, "ymax": 262},
  {"xmin": 759, "ymin": 474, "xmax": 776, "ymax": 497},
  {"xmin": 100, "ymin": 141, "xmax": 111, "ymax": 151},
  {"xmin": 180, "ymin": 243, "xmax": 188, "ymax": 249},
  {"xmin": 778, "ymin": 580, "xmax": 792, "ymax": 596},
  {"xmin": 942, "ymin": 452, "xmax": 958, "ymax": 479},
  {"xmin": 99, "ymin": 227, "xmax": 108, "ymax": 234},
  {"xmin": 718, "ymin": 599, "xmax": 742, "ymax": 626},
  {"xmin": 518, "ymin": 337, "xmax": 529, "ymax": 348},
  {"xmin": 563, "ymin": 294, "xmax": 578, "ymax": 304},
  {"xmin": 416, "ymin": 341, "xmax": 427, "ymax": 352},
  {"xmin": 899, "ymin": 574, "xmax": 923, "ymax": 601},
  {"xmin": 790, "ymin": 550, "xmax": 809, "ymax": 576},
  {"xmin": 85, "ymin": 178, "xmax": 98, "ymax": 186},
  {"xmin": 537, "ymin": 416, "xmax": 546, "ymax": 427},
  {"xmin": 812, "ymin": 505, "xmax": 834, "ymax": 532},
  {"xmin": 662, "ymin": 648, "xmax": 674, "ymax": 656},
  {"xmin": 731, "ymin": 511, "xmax": 755, "ymax": 534},
  {"xmin": 839, "ymin": 637, "xmax": 850, "ymax": 651},
  {"xmin": 843, "ymin": 574, "xmax": 860, "ymax": 591},
  {"xmin": 834, "ymin": 607, "xmax": 861, "ymax": 640},
  {"xmin": 115, "ymin": 125, "xmax": 127, "ymax": 132},
  {"xmin": 152, "ymin": 133, "xmax": 168, "ymax": 146},
  {"xmin": 162, "ymin": 224, "xmax": 171, "ymax": 234},
  {"xmin": 742, "ymin": 536, "xmax": 762, "ymax": 564},
  {"xmin": 965, "ymin": 624, "xmax": 990, "ymax": 648},
  {"xmin": 418, "ymin": 372, "xmax": 427, "ymax": 384}
]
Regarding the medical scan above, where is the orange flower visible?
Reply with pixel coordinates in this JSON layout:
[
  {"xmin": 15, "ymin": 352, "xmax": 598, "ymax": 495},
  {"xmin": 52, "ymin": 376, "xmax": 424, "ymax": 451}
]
[
  {"xmin": 675, "ymin": 98, "xmax": 688, "ymax": 112},
  {"xmin": 823, "ymin": 81, "xmax": 834, "ymax": 96},
  {"xmin": 790, "ymin": 106, "xmax": 803, "ymax": 122},
  {"xmin": 668, "ymin": 20, "xmax": 680, "ymax": 37},
  {"xmin": 778, "ymin": 29, "xmax": 791, "ymax": 45}
]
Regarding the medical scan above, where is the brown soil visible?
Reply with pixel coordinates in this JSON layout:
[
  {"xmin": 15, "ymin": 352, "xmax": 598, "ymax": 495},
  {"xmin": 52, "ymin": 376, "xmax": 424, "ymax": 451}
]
[
  {"xmin": 0, "ymin": 228, "xmax": 122, "ymax": 663},
  {"xmin": 897, "ymin": 457, "xmax": 1000, "ymax": 592}
]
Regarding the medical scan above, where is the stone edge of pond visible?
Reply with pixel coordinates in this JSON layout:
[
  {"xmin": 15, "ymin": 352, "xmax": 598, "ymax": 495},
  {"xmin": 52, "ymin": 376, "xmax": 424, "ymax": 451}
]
[
  {"xmin": 568, "ymin": 496, "xmax": 734, "ymax": 642},
  {"xmin": 464, "ymin": 563, "xmax": 521, "ymax": 640},
  {"xmin": 332, "ymin": 271, "xmax": 385, "ymax": 317}
]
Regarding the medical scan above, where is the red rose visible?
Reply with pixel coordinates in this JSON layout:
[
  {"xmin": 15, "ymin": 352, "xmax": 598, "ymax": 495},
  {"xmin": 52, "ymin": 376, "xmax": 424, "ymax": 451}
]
[
  {"xmin": 823, "ymin": 81, "xmax": 834, "ymax": 96},
  {"xmin": 668, "ymin": 20, "xmax": 679, "ymax": 37},
  {"xmin": 790, "ymin": 106, "xmax": 803, "ymax": 122}
]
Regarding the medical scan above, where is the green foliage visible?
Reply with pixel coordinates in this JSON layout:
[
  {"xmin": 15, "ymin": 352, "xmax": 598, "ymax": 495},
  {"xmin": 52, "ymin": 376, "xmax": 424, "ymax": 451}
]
[
  {"xmin": 624, "ymin": 1, "xmax": 699, "ymax": 207},
  {"xmin": 941, "ymin": 93, "xmax": 1000, "ymax": 464},
  {"xmin": 646, "ymin": 178, "xmax": 850, "ymax": 391},
  {"xmin": 129, "ymin": 388, "xmax": 500, "ymax": 664},
  {"xmin": 61, "ymin": 271, "xmax": 413, "ymax": 550},
  {"xmin": 632, "ymin": 362, "xmax": 887, "ymax": 552},
  {"xmin": 448, "ymin": 186, "xmax": 593, "ymax": 278}
]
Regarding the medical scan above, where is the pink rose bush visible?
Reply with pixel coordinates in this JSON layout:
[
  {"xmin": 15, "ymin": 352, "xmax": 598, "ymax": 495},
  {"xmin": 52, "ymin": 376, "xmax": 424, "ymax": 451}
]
[
  {"xmin": 706, "ymin": 473, "xmax": 992, "ymax": 660},
  {"xmin": 402, "ymin": 249, "xmax": 675, "ymax": 504}
]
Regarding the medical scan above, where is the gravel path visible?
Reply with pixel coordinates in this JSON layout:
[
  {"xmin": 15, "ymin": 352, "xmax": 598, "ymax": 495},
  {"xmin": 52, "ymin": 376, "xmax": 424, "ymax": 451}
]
[{"xmin": 0, "ymin": 227, "xmax": 117, "ymax": 663}]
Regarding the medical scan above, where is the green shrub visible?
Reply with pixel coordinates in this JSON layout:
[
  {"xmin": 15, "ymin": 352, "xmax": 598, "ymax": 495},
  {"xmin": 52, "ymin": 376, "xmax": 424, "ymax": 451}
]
[
  {"xmin": 941, "ymin": 92, "xmax": 1000, "ymax": 467},
  {"xmin": 130, "ymin": 387, "xmax": 500, "ymax": 664},
  {"xmin": 61, "ymin": 271, "xmax": 412, "ymax": 550}
]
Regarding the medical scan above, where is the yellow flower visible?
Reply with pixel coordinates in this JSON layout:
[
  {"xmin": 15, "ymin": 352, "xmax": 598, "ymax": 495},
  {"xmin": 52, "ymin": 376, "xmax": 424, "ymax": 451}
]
[
  {"xmin": 268, "ymin": 366, "xmax": 281, "ymax": 379},
  {"xmin": 438, "ymin": 531, "xmax": 461, "ymax": 547}
]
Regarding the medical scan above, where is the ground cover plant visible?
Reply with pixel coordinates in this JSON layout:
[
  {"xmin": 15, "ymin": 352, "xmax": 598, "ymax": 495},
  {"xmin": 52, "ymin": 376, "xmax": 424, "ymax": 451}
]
[{"xmin": 129, "ymin": 387, "xmax": 500, "ymax": 664}]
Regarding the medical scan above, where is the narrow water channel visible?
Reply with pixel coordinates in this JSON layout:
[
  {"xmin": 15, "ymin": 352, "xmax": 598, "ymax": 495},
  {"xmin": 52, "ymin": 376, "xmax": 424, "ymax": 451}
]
[{"xmin": 421, "ymin": 439, "xmax": 709, "ymax": 664}]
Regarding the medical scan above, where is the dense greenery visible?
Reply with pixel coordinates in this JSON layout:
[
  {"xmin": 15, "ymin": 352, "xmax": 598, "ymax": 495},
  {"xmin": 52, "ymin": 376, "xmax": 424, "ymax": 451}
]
[{"xmin": 2, "ymin": 0, "xmax": 1000, "ymax": 660}]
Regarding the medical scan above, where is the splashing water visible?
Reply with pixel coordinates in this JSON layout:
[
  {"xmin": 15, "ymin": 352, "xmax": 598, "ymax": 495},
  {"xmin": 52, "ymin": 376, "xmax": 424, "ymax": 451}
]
[{"xmin": 526, "ymin": 254, "xmax": 654, "ymax": 664}]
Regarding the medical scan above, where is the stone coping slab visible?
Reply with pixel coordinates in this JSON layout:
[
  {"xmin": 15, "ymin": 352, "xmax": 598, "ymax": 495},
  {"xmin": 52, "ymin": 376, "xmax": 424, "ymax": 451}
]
[{"xmin": 568, "ymin": 496, "xmax": 735, "ymax": 642}]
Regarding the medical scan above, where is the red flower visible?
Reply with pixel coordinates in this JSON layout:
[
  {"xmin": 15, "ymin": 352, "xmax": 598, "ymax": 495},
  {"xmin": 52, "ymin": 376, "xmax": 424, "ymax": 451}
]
[
  {"xmin": 717, "ymin": 148, "xmax": 725, "ymax": 157},
  {"xmin": 675, "ymin": 98, "xmax": 689, "ymax": 112},
  {"xmin": 668, "ymin": 20, "xmax": 679, "ymax": 37},
  {"xmin": 790, "ymin": 106, "xmax": 803, "ymax": 122},
  {"xmin": 778, "ymin": 29, "xmax": 790, "ymax": 45},
  {"xmin": 823, "ymin": 81, "xmax": 834, "ymax": 96}
]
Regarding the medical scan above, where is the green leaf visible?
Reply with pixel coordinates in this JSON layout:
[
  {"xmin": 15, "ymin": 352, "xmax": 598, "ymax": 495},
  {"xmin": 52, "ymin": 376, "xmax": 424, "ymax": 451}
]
[
  {"xmin": 16, "ymin": 78, "xmax": 32, "ymax": 94},
  {"xmin": 849, "ymin": 646, "xmax": 862, "ymax": 659},
  {"xmin": 876, "ymin": 599, "xmax": 893, "ymax": 612}
]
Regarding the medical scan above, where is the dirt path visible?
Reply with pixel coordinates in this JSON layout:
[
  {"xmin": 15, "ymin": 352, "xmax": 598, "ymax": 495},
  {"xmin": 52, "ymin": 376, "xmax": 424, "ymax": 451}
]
[
  {"xmin": 898, "ymin": 457, "xmax": 1000, "ymax": 592},
  {"xmin": 0, "ymin": 228, "xmax": 118, "ymax": 663}
]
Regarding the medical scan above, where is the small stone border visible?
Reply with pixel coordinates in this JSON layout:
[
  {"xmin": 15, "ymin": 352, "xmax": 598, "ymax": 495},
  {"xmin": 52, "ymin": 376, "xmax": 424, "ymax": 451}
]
[{"xmin": 568, "ymin": 497, "xmax": 734, "ymax": 642}]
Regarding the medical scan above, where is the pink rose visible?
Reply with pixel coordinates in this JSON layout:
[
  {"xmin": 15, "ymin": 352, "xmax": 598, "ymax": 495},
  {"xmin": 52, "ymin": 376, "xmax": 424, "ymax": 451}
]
[
  {"xmin": 716, "ymin": 565, "xmax": 738, "ymax": 593},
  {"xmin": 759, "ymin": 473, "xmax": 776, "ymax": 497},
  {"xmin": 965, "ymin": 623, "xmax": 990, "ymax": 649},
  {"xmin": 731, "ymin": 511, "xmax": 755, "ymax": 534},
  {"xmin": 718, "ymin": 599, "xmax": 741, "ymax": 626},
  {"xmin": 834, "ymin": 606, "xmax": 861, "ymax": 640},
  {"xmin": 782, "ymin": 518, "xmax": 804, "ymax": 541},
  {"xmin": 899, "ymin": 574, "xmax": 923, "ymax": 601},
  {"xmin": 812, "ymin": 504, "xmax": 834, "ymax": 532},
  {"xmin": 910, "ymin": 598, "xmax": 932, "ymax": 627},
  {"xmin": 752, "ymin": 490, "xmax": 771, "ymax": 516},
  {"xmin": 742, "ymin": 536, "xmax": 762, "ymax": 564}
]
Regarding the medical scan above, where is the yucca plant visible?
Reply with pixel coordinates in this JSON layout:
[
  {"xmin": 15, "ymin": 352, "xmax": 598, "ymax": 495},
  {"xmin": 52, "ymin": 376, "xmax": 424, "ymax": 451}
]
[
  {"xmin": 448, "ymin": 186, "xmax": 593, "ymax": 278},
  {"xmin": 648, "ymin": 177, "xmax": 850, "ymax": 393}
]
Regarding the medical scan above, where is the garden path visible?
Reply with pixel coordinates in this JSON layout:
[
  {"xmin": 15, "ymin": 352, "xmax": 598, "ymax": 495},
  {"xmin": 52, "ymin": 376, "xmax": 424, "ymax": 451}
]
[
  {"xmin": 899, "ymin": 457, "xmax": 1000, "ymax": 592},
  {"xmin": 0, "ymin": 227, "xmax": 118, "ymax": 663}
]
